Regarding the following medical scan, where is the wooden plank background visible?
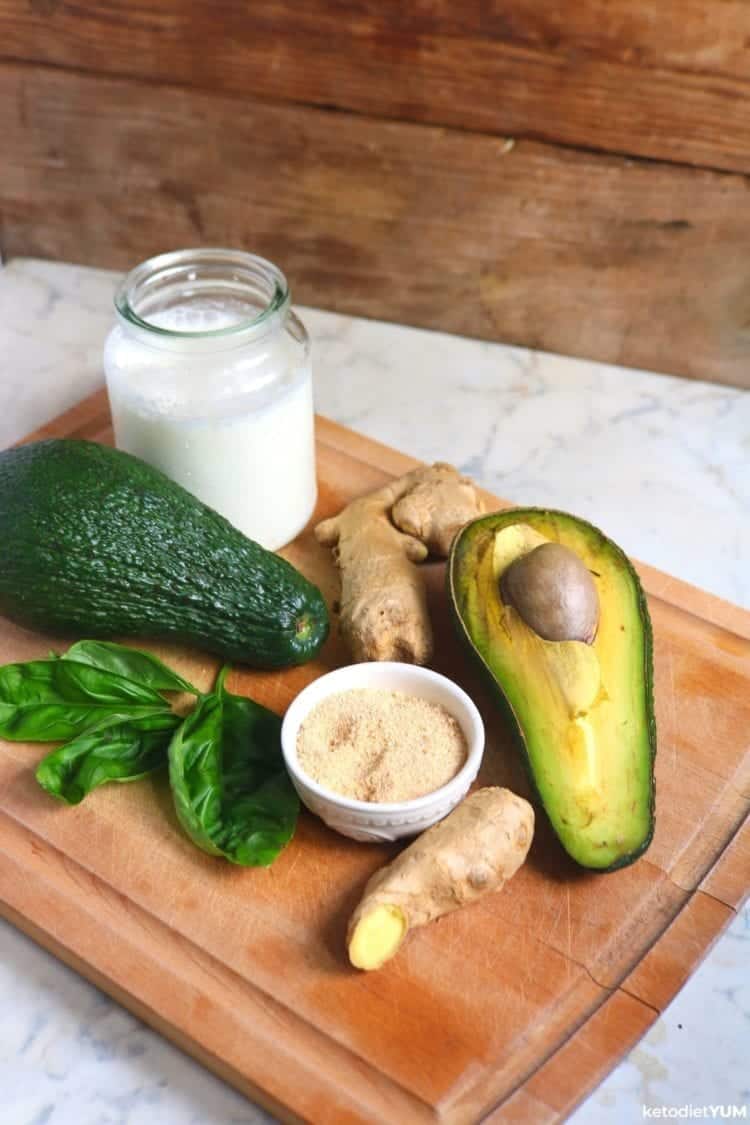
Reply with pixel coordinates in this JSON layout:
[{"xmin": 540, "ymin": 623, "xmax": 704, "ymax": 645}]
[{"xmin": 2, "ymin": 1, "xmax": 750, "ymax": 386}]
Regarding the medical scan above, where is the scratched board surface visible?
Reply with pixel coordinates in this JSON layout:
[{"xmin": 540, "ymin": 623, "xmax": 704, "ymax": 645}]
[{"xmin": 0, "ymin": 391, "xmax": 748, "ymax": 1124}]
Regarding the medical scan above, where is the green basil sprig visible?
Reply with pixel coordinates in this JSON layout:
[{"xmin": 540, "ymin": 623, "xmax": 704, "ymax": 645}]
[
  {"xmin": 169, "ymin": 666, "xmax": 298, "ymax": 866},
  {"xmin": 0, "ymin": 643, "xmax": 297, "ymax": 865},
  {"xmin": 0, "ymin": 640, "xmax": 197, "ymax": 800}
]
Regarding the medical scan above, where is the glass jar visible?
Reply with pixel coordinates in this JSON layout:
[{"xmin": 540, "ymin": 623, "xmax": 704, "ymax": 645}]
[{"xmin": 103, "ymin": 248, "xmax": 316, "ymax": 551}]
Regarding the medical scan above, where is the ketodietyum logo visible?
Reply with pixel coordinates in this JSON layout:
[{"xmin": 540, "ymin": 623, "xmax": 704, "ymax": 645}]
[{"xmin": 642, "ymin": 1107, "xmax": 748, "ymax": 1120}]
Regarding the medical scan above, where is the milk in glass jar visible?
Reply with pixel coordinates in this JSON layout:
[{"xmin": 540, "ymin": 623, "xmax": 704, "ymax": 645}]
[{"xmin": 103, "ymin": 249, "xmax": 316, "ymax": 551}]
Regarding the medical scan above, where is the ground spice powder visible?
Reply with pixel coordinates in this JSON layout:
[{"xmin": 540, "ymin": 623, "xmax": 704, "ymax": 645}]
[{"xmin": 296, "ymin": 688, "xmax": 467, "ymax": 803}]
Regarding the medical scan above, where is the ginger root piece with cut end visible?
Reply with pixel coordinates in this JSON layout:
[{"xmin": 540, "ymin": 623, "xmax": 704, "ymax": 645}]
[
  {"xmin": 315, "ymin": 463, "xmax": 483, "ymax": 664},
  {"xmin": 347, "ymin": 787, "xmax": 534, "ymax": 971}
]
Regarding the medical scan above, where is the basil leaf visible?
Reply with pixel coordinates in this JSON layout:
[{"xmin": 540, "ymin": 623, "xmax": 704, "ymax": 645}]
[
  {"xmin": 0, "ymin": 659, "xmax": 168, "ymax": 741},
  {"xmin": 170, "ymin": 687, "xmax": 225, "ymax": 858},
  {"xmin": 55, "ymin": 660, "xmax": 166, "ymax": 705},
  {"xmin": 63, "ymin": 641, "xmax": 197, "ymax": 696},
  {"xmin": 36, "ymin": 711, "xmax": 181, "ymax": 805},
  {"xmin": 168, "ymin": 667, "xmax": 298, "ymax": 866},
  {"xmin": 0, "ymin": 659, "xmax": 165, "ymax": 706},
  {"xmin": 0, "ymin": 702, "xmax": 173, "ymax": 743}
]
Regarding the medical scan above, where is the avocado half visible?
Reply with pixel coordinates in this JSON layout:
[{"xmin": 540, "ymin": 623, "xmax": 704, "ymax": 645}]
[{"xmin": 448, "ymin": 508, "xmax": 656, "ymax": 871}]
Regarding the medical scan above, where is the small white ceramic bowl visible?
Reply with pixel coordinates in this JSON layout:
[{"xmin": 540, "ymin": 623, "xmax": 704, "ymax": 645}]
[{"xmin": 281, "ymin": 661, "xmax": 485, "ymax": 842}]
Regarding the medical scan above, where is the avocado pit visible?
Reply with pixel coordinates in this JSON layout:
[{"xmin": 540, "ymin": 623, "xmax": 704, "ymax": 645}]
[{"xmin": 499, "ymin": 541, "xmax": 599, "ymax": 644}]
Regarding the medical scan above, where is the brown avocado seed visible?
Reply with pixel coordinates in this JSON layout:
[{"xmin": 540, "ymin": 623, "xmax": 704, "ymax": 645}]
[{"xmin": 499, "ymin": 542, "xmax": 599, "ymax": 644}]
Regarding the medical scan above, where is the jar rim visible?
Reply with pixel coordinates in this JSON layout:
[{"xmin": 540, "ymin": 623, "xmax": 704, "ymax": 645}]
[{"xmin": 114, "ymin": 248, "xmax": 290, "ymax": 339}]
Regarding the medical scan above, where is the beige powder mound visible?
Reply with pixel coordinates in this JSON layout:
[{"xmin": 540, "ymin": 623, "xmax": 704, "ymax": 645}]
[{"xmin": 296, "ymin": 688, "xmax": 468, "ymax": 803}]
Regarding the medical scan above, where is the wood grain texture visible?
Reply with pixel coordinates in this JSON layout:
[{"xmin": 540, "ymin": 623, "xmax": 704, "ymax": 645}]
[
  {"xmin": 2, "ymin": 1, "xmax": 750, "ymax": 172},
  {"xmin": 3, "ymin": 64, "xmax": 750, "ymax": 389},
  {"xmin": 0, "ymin": 392, "xmax": 747, "ymax": 1124}
]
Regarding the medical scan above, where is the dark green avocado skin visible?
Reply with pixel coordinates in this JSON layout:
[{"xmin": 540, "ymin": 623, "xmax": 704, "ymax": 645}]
[{"xmin": 0, "ymin": 440, "xmax": 329, "ymax": 668}]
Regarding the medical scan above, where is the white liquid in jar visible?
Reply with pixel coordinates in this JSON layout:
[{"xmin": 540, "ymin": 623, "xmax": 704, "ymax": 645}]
[{"xmin": 104, "ymin": 300, "xmax": 316, "ymax": 551}]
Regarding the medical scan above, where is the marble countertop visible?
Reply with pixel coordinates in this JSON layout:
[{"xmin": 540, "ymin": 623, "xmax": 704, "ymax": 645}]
[{"xmin": 0, "ymin": 256, "xmax": 748, "ymax": 1124}]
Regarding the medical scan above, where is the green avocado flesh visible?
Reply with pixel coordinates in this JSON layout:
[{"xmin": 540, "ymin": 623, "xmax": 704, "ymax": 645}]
[
  {"xmin": 0, "ymin": 440, "xmax": 328, "ymax": 668},
  {"xmin": 449, "ymin": 509, "xmax": 655, "ymax": 871}
]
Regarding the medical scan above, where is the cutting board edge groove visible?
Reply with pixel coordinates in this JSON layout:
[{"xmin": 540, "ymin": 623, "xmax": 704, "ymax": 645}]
[{"xmin": 0, "ymin": 806, "xmax": 440, "ymax": 1125}]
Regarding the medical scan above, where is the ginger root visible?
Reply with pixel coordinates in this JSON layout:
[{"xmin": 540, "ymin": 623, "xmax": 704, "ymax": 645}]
[
  {"xmin": 315, "ymin": 463, "xmax": 482, "ymax": 664},
  {"xmin": 347, "ymin": 787, "xmax": 534, "ymax": 971}
]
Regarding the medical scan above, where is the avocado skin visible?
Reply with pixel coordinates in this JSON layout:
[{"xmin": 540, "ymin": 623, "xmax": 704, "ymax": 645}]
[
  {"xmin": 448, "ymin": 508, "xmax": 656, "ymax": 873},
  {"xmin": 0, "ymin": 440, "xmax": 329, "ymax": 668}
]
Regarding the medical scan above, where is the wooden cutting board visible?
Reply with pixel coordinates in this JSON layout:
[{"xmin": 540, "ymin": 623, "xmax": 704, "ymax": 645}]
[{"xmin": 1, "ymin": 390, "xmax": 748, "ymax": 1125}]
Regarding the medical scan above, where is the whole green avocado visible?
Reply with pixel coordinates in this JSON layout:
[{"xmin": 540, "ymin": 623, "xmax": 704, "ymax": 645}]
[{"xmin": 0, "ymin": 440, "xmax": 329, "ymax": 668}]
